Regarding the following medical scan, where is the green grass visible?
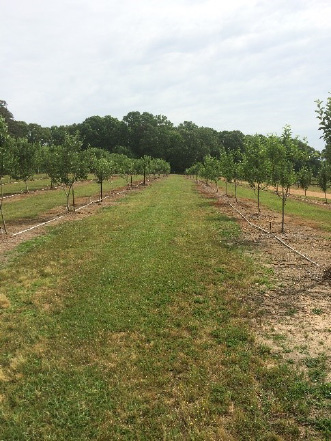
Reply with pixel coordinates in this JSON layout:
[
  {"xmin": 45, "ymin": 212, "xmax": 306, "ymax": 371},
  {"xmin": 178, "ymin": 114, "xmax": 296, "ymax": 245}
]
[
  {"xmin": 217, "ymin": 180, "xmax": 331, "ymax": 232},
  {"xmin": 1, "ymin": 176, "xmax": 133, "ymax": 223},
  {"xmin": 0, "ymin": 175, "xmax": 329, "ymax": 440},
  {"xmin": 1, "ymin": 174, "xmax": 51, "ymax": 194}
]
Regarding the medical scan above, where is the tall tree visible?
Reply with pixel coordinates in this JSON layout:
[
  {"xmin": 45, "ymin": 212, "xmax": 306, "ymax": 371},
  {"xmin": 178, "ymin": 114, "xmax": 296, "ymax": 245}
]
[
  {"xmin": 79, "ymin": 115, "xmax": 126, "ymax": 151},
  {"xmin": 219, "ymin": 130, "xmax": 245, "ymax": 161}
]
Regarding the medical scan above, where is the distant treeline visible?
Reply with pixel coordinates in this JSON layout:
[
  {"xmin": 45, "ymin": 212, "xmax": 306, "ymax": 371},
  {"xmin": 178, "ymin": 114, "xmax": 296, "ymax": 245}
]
[{"xmin": 0, "ymin": 99, "xmax": 326, "ymax": 175}]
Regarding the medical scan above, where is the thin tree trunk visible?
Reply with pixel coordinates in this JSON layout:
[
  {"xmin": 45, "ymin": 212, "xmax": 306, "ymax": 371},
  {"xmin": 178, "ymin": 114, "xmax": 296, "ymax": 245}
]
[
  {"xmin": 234, "ymin": 179, "xmax": 237, "ymax": 202},
  {"xmin": 0, "ymin": 183, "xmax": 7, "ymax": 234},
  {"xmin": 281, "ymin": 188, "xmax": 286, "ymax": 233},
  {"xmin": 100, "ymin": 179, "xmax": 103, "ymax": 201},
  {"xmin": 65, "ymin": 188, "xmax": 70, "ymax": 212},
  {"xmin": 257, "ymin": 183, "xmax": 260, "ymax": 213},
  {"xmin": 72, "ymin": 186, "xmax": 75, "ymax": 211}
]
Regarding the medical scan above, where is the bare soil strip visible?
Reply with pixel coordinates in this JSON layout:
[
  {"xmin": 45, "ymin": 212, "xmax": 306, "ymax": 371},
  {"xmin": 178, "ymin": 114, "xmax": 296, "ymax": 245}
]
[{"xmin": 199, "ymin": 182, "xmax": 331, "ymax": 381}]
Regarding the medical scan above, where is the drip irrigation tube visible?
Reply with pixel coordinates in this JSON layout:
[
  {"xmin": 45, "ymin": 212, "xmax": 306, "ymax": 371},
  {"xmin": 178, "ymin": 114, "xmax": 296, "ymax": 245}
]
[
  {"xmin": 9, "ymin": 187, "xmax": 132, "ymax": 238},
  {"xmin": 12, "ymin": 216, "xmax": 65, "ymax": 237},
  {"xmin": 227, "ymin": 201, "xmax": 320, "ymax": 267}
]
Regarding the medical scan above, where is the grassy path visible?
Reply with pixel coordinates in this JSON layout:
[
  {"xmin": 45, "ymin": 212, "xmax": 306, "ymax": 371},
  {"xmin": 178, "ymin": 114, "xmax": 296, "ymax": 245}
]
[{"xmin": 0, "ymin": 175, "xmax": 327, "ymax": 440}]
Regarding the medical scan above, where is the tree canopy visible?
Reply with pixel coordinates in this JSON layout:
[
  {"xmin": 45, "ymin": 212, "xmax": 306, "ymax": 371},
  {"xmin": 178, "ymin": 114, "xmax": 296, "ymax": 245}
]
[{"xmin": 0, "ymin": 100, "xmax": 323, "ymax": 175}]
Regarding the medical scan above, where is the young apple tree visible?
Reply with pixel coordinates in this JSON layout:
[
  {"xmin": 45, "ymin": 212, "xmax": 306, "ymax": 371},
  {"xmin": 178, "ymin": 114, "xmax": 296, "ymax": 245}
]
[
  {"xmin": 201, "ymin": 155, "xmax": 222, "ymax": 191},
  {"xmin": 220, "ymin": 150, "xmax": 241, "ymax": 200},
  {"xmin": 297, "ymin": 166, "xmax": 312, "ymax": 197},
  {"xmin": 318, "ymin": 162, "xmax": 330, "ymax": 203},
  {"xmin": 136, "ymin": 155, "xmax": 152, "ymax": 185},
  {"xmin": 56, "ymin": 133, "xmax": 89, "ymax": 211},
  {"xmin": 10, "ymin": 137, "xmax": 39, "ymax": 192},
  {"xmin": 241, "ymin": 134, "xmax": 270, "ymax": 212},
  {"xmin": 0, "ymin": 116, "xmax": 13, "ymax": 233},
  {"xmin": 91, "ymin": 156, "xmax": 114, "ymax": 201},
  {"xmin": 276, "ymin": 126, "xmax": 298, "ymax": 232},
  {"xmin": 316, "ymin": 94, "xmax": 331, "ymax": 169}
]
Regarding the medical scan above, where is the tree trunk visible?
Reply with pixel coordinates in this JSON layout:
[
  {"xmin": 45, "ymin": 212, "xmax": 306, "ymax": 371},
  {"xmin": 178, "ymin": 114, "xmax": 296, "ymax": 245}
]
[
  {"xmin": 225, "ymin": 181, "xmax": 228, "ymax": 196},
  {"xmin": 0, "ymin": 183, "xmax": 7, "ymax": 234},
  {"xmin": 281, "ymin": 188, "xmax": 286, "ymax": 233},
  {"xmin": 234, "ymin": 179, "xmax": 237, "ymax": 202},
  {"xmin": 72, "ymin": 186, "xmax": 75, "ymax": 211},
  {"xmin": 100, "ymin": 179, "xmax": 103, "ymax": 201},
  {"xmin": 257, "ymin": 183, "xmax": 260, "ymax": 213},
  {"xmin": 65, "ymin": 189, "xmax": 70, "ymax": 212}
]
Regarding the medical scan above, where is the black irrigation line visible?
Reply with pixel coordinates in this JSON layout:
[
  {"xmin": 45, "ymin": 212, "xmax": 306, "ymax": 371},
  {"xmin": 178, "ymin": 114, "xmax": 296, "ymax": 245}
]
[
  {"xmin": 9, "ymin": 186, "xmax": 139, "ymax": 238},
  {"xmin": 198, "ymin": 181, "xmax": 323, "ymax": 269},
  {"xmin": 226, "ymin": 200, "xmax": 321, "ymax": 267},
  {"xmin": 5, "ymin": 179, "xmax": 324, "ymax": 271}
]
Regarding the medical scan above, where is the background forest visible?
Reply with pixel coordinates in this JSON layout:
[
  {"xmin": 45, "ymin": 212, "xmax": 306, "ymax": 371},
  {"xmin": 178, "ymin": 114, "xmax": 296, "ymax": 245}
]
[{"xmin": 1, "ymin": 99, "xmax": 327, "ymax": 175}]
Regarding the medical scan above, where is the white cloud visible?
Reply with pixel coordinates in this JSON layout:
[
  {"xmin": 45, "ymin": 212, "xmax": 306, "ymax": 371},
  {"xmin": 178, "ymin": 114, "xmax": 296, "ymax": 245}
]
[{"xmin": 1, "ymin": 0, "xmax": 330, "ymax": 149}]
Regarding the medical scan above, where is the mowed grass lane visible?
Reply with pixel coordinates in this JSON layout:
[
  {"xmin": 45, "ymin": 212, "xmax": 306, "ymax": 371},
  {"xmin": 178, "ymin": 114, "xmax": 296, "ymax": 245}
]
[{"xmin": 0, "ymin": 175, "xmax": 326, "ymax": 440}]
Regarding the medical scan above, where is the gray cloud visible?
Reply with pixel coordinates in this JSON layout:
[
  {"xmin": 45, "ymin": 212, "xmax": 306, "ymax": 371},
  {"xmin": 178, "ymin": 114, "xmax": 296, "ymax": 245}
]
[{"xmin": 1, "ymin": 0, "xmax": 330, "ymax": 149}]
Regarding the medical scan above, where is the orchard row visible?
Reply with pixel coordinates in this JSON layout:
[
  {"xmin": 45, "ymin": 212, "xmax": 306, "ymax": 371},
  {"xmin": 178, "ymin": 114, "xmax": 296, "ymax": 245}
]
[{"xmin": 186, "ymin": 125, "xmax": 330, "ymax": 232}]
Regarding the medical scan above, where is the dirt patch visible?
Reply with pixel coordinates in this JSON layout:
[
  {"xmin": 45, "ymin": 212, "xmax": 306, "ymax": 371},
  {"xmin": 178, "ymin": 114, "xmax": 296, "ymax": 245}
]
[
  {"xmin": 288, "ymin": 186, "xmax": 330, "ymax": 201},
  {"xmin": 199, "ymin": 182, "xmax": 331, "ymax": 381}
]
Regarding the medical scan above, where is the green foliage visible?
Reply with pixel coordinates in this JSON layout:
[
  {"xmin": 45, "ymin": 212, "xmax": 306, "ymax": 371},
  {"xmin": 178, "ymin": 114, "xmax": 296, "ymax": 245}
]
[
  {"xmin": 10, "ymin": 137, "xmax": 39, "ymax": 191},
  {"xmin": 43, "ymin": 133, "xmax": 89, "ymax": 211},
  {"xmin": 316, "ymin": 94, "xmax": 331, "ymax": 165},
  {"xmin": 199, "ymin": 155, "xmax": 222, "ymax": 189},
  {"xmin": 1, "ymin": 99, "xmax": 325, "ymax": 177},
  {"xmin": 90, "ymin": 154, "xmax": 114, "ymax": 200},
  {"xmin": 297, "ymin": 166, "xmax": 312, "ymax": 195},
  {"xmin": 318, "ymin": 162, "xmax": 330, "ymax": 202},
  {"xmin": 242, "ymin": 134, "xmax": 270, "ymax": 210},
  {"xmin": 0, "ymin": 116, "xmax": 12, "ymax": 180}
]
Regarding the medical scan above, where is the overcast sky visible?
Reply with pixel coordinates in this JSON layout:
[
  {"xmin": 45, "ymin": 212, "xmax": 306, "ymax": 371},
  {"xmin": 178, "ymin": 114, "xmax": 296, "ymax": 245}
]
[{"xmin": 1, "ymin": 0, "xmax": 330, "ymax": 150}]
